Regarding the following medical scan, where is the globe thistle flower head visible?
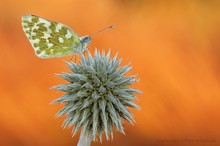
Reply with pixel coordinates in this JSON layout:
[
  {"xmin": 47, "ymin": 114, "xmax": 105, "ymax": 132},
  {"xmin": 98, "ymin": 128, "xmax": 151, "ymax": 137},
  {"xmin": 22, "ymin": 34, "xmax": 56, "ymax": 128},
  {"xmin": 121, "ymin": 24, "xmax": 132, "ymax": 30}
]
[{"xmin": 51, "ymin": 50, "xmax": 141, "ymax": 142}]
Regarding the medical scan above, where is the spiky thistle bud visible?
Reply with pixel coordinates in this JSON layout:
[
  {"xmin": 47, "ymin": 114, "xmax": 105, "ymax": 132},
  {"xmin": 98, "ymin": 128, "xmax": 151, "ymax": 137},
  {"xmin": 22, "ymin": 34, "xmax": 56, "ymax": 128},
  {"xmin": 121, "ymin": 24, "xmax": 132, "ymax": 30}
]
[{"xmin": 51, "ymin": 50, "xmax": 141, "ymax": 144}]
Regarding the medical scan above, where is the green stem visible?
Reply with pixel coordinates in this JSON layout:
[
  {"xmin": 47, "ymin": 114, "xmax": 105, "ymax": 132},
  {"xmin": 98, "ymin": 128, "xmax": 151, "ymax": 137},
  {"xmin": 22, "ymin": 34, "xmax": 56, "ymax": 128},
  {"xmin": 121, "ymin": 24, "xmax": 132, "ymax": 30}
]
[{"xmin": 77, "ymin": 132, "xmax": 93, "ymax": 146}]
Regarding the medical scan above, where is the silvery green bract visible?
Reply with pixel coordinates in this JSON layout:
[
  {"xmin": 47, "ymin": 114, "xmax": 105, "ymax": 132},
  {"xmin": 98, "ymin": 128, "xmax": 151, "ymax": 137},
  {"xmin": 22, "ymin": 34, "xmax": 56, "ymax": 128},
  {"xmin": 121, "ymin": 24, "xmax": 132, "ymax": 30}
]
[{"xmin": 51, "ymin": 50, "xmax": 140, "ymax": 142}]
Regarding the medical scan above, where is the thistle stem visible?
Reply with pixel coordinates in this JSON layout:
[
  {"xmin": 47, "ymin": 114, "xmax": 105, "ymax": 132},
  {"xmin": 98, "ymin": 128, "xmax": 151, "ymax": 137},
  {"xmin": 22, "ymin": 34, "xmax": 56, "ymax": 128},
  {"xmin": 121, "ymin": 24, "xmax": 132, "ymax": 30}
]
[{"xmin": 77, "ymin": 132, "xmax": 93, "ymax": 146}]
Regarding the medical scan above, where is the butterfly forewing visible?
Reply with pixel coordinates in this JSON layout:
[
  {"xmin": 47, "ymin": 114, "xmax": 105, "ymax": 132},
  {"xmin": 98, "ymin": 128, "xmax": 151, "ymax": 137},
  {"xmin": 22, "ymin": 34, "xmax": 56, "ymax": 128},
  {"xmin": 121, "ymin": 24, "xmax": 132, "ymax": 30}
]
[{"xmin": 22, "ymin": 15, "xmax": 80, "ymax": 58}]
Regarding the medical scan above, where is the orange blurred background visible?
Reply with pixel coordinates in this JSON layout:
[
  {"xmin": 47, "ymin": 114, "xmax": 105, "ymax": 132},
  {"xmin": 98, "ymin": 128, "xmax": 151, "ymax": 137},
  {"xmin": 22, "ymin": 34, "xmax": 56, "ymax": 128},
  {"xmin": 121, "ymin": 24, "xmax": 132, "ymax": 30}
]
[{"xmin": 1, "ymin": 0, "xmax": 220, "ymax": 146}]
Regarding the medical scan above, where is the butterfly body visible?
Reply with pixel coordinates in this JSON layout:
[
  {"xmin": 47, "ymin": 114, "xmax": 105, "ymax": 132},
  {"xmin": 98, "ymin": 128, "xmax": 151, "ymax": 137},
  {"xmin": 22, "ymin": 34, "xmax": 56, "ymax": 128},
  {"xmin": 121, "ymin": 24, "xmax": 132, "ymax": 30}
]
[{"xmin": 22, "ymin": 15, "xmax": 91, "ymax": 58}]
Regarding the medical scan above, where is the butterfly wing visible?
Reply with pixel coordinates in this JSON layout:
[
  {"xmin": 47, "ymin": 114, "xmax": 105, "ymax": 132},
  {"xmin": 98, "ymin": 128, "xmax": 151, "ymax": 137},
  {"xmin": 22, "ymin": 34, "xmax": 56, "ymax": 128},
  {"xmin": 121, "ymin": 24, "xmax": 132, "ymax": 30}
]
[{"xmin": 22, "ymin": 15, "xmax": 80, "ymax": 58}]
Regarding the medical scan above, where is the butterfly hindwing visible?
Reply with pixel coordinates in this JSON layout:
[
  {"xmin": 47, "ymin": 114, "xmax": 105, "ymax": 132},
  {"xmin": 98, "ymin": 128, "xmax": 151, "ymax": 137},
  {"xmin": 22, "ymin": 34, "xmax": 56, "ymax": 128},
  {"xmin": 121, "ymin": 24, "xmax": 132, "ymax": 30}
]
[{"xmin": 22, "ymin": 15, "xmax": 80, "ymax": 58}]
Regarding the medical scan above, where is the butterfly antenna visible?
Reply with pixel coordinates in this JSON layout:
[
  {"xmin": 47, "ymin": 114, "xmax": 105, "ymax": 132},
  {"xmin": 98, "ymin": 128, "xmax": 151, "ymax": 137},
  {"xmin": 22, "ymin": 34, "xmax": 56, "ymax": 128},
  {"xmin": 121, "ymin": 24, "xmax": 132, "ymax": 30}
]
[{"xmin": 90, "ymin": 24, "xmax": 115, "ymax": 37}]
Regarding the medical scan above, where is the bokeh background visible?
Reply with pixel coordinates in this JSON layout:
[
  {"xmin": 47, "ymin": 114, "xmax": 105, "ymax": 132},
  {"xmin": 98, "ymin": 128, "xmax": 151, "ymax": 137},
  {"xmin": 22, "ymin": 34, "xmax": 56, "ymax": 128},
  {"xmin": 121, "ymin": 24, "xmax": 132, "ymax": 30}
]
[{"xmin": 1, "ymin": 0, "xmax": 220, "ymax": 146}]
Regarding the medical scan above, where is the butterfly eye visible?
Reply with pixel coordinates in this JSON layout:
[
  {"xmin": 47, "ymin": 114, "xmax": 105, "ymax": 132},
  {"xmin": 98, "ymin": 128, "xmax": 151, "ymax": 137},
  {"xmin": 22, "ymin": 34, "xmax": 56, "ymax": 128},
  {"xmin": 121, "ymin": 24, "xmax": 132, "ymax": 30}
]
[{"xmin": 85, "ymin": 36, "xmax": 92, "ymax": 43}]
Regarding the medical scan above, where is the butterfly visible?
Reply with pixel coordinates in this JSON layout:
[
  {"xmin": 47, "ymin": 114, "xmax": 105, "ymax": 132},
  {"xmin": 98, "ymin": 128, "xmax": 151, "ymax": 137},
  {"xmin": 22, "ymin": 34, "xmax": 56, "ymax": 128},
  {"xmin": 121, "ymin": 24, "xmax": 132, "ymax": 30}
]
[{"xmin": 21, "ymin": 14, "xmax": 92, "ymax": 58}]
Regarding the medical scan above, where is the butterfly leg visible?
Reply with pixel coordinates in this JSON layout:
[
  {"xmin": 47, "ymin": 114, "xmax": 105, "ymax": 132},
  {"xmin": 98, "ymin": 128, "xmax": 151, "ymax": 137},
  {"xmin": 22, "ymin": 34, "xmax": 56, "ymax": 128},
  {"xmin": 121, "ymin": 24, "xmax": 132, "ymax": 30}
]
[
  {"xmin": 74, "ymin": 55, "xmax": 77, "ymax": 63},
  {"xmin": 83, "ymin": 50, "xmax": 87, "ymax": 56},
  {"xmin": 69, "ymin": 55, "xmax": 74, "ymax": 61},
  {"xmin": 83, "ymin": 46, "xmax": 90, "ymax": 56}
]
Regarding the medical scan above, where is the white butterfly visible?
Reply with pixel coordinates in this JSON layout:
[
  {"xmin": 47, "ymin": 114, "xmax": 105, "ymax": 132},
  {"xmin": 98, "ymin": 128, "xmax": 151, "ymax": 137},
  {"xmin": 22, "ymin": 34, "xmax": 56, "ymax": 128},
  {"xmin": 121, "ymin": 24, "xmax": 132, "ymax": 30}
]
[{"xmin": 22, "ymin": 14, "xmax": 92, "ymax": 58}]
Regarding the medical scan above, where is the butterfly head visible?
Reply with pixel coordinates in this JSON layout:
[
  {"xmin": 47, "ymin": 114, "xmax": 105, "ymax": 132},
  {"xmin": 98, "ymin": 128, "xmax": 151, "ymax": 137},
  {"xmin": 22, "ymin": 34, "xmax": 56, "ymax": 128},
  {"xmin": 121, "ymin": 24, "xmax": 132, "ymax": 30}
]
[
  {"xmin": 80, "ymin": 35, "xmax": 92, "ymax": 53},
  {"xmin": 81, "ymin": 35, "xmax": 92, "ymax": 44}
]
